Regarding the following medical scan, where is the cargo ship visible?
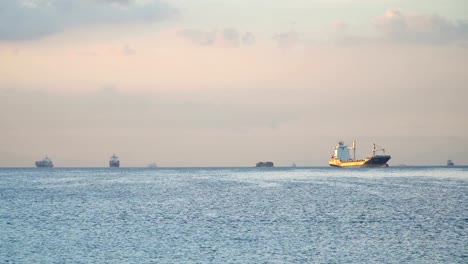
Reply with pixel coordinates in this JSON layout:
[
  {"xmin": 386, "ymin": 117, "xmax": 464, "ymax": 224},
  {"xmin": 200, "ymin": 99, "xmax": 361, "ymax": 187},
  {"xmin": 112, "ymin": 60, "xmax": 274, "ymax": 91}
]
[
  {"xmin": 109, "ymin": 154, "xmax": 120, "ymax": 168},
  {"xmin": 447, "ymin": 160, "xmax": 454, "ymax": 166},
  {"xmin": 35, "ymin": 156, "xmax": 54, "ymax": 168},
  {"xmin": 148, "ymin": 162, "xmax": 158, "ymax": 168},
  {"xmin": 256, "ymin": 161, "xmax": 274, "ymax": 167},
  {"xmin": 329, "ymin": 141, "xmax": 391, "ymax": 168}
]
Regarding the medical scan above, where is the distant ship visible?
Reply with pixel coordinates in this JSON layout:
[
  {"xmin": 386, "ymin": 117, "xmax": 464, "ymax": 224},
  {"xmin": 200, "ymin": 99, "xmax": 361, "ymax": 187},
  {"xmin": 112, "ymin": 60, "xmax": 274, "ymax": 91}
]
[
  {"xmin": 256, "ymin": 161, "xmax": 274, "ymax": 167},
  {"xmin": 447, "ymin": 160, "xmax": 454, "ymax": 166},
  {"xmin": 109, "ymin": 154, "xmax": 120, "ymax": 168},
  {"xmin": 35, "ymin": 156, "xmax": 54, "ymax": 168},
  {"xmin": 329, "ymin": 141, "xmax": 391, "ymax": 168},
  {"xmin": 292, "ymin": 162, "xmax": 297, "ymax": 167},
  {"xmin": 148, "ymin": 162, "xmax": 158, "ymax": 168}
]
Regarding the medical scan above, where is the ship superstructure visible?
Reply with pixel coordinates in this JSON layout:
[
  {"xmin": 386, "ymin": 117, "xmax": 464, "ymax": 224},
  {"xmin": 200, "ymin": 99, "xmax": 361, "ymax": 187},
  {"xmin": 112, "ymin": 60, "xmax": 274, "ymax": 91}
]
[
  {"xmin": 109, "ymin": 154, "xmax": 120, "ymax": 168},
  {"xmin": 35, "ymin": 156, "xmax": 54, "ymax": 168},
  {"xmin": 329, "ymin": 141, "xmax": 391, "ymax": 168},
  {"xmin": 256, "ymin": 161, "xmax": 274, "ymax": 167}
]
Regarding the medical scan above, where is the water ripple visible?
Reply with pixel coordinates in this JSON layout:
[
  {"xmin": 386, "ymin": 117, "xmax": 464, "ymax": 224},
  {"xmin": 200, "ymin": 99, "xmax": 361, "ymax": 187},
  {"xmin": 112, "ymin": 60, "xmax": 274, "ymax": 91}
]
[{"xmin": 0, "ymin": 167, "xmax": 467, "ymax": 263}]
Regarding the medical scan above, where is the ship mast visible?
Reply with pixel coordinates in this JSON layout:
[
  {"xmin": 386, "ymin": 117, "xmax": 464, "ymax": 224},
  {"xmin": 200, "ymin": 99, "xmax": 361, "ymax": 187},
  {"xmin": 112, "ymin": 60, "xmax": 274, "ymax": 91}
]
[
  {"xmin": 372, "ymin": 143, "xmax": 386, "ymax": 157},
  {"xmin": 352, "ymin": 140, "xmax": 356, "ymax": 160}
]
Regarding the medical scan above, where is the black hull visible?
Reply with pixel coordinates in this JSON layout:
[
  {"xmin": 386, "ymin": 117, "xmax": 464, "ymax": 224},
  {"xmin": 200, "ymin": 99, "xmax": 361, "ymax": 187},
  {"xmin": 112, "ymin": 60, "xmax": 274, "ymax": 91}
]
[
  {"xmin": 109, "ymin": 161, "xmax": 120, "ymax": 168},
  {"xmin": 363, "ymin": 155, "xmax": 391, "ymax": 167}
]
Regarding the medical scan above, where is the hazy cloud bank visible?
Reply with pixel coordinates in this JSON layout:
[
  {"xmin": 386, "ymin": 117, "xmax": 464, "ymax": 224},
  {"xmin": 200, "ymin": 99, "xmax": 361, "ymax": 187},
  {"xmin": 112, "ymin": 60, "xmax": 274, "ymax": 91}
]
[
  {"xmin": 0, "ymin": 0, "xmax": 176, "ymax": 40},
  {"xmin": 273, "ymin": 31, "xmax": 301, "ymax": 48},
  {"xmin": 0, "ymin": 88, "xmax": 296, "ymax": 131},
  {"xmin": 177, "ymin": 28, "xmax": 255, "ymax": 47},
  {"xmin": 1, "ymin": 63, "xmax": 467, "ymax": 166},
  {"xmin": 374, "ymin": 10, "xmax": 468, "ymax": 45}
]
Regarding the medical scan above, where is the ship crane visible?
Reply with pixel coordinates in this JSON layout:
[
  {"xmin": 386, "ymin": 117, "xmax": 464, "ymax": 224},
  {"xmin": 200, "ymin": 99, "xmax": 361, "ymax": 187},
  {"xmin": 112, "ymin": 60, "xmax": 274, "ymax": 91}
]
[
  {"xmin": 346, "ymin": 140, "xmax": 356, "ymax": 160},
  {"xmin": 372, "ymin": 143, "xmax": 386, "ymax": 157}
]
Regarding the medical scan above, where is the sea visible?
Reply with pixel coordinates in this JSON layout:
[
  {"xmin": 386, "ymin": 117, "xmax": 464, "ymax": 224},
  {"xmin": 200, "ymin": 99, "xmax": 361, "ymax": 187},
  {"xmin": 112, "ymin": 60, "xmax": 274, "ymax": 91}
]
[{"xmin": 0, "ymin": 167, "xmax": 467, "ymax": 263}]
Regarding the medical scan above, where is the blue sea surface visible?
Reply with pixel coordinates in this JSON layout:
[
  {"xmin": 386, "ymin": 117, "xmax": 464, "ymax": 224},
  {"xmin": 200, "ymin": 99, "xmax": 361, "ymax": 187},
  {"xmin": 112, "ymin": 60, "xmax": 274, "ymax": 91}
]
[{"xmin": 1, "ymin": 167, "xmax": 467, "ymax": 263}]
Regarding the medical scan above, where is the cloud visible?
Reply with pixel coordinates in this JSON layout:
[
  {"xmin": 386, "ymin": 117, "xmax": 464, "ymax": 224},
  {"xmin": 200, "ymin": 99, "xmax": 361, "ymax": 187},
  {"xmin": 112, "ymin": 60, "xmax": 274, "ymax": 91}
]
[
  {"xmin": 333, "ymin": 20, "xmax": 347, "ymax": 34},
  {"xmin": 176, "ymin": 29, "xmax": 216, "ymax": 46},
  {"xmin": 272, "ymin": 31, "xmax": 300, "ymax": 48},
  {"xmin": 0, "ymin": 88, "xmax": 297, "ymax": 131},
  {"xmin": 122, "ymin": 44, "xmax": 136, "ymax": 55},
  {"xmin": 374, "ymin": 10, "xmax": 468, "ymax": 45},
  {"xmin": 242, "ymin": 32, "xmax": 255, "ymax": 46},
  {"xmin": 94, "ymin": 0, "xmax": 131, "ymax": 4},
  {"xmin": 177, "ymin": 28, "xmax": 255, "ymax": 47},
  {"xmin": 1, "ymin": 41, "xmax": 468, "ymax": 166},
  {"xmin": 0, "ymin": 0, "xmax": 176, "ymax": 41},
  {"xmin": 222, "ymin": 28, "xmax": 240, "ymax": 46},
  {"xmin": 329, "ymin": 20, "xmax": 367, "ymax": 46}
]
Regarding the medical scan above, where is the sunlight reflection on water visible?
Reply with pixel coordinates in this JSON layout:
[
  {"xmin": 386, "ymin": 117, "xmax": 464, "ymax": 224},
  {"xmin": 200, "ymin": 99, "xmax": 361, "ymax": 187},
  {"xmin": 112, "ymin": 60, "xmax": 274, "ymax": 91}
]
[{"xmin": 1, "ymin": 167, "xmax": 467, "ymax": 263}]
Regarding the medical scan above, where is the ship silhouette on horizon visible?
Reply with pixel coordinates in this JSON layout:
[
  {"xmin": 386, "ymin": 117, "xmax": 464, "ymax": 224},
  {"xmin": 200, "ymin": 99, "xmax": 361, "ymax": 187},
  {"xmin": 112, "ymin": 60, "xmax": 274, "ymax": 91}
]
[
  {"xmin": 109, "ymin": 154, "xmax": 120, "ymax": 168},
  {"xmin": 35, "ymin": 156, "xmax": 54, "ymax": 168}
]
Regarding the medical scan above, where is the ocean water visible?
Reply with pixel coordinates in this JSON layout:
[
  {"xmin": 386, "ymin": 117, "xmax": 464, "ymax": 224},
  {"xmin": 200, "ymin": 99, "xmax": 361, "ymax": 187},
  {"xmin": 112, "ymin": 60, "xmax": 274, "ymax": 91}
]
[{"xmin": 0, "ymin": 167, "xmax": 467, "ymax": 263}]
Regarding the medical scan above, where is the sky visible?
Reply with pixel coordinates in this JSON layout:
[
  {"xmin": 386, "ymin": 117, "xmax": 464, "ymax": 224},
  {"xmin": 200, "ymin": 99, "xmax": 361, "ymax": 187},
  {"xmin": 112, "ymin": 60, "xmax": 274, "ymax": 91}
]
[{"xmin": 0, "ymin": 0, "xmax": 467, "ymax": 167}]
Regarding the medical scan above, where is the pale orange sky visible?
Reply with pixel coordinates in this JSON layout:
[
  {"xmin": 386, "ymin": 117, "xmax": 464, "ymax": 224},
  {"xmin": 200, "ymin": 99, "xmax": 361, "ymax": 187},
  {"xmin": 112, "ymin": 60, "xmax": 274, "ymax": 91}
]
[{"xmin": 1, "ymin": 1, "xmax": 467, "ymax": 166}]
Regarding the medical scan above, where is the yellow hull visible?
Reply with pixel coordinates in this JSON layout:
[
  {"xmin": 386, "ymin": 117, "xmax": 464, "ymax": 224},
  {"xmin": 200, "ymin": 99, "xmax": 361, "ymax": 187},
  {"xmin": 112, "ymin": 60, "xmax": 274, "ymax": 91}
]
[{"xmin": 329, "ymin": 156, "xmax": 390, "ymax": 168}]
